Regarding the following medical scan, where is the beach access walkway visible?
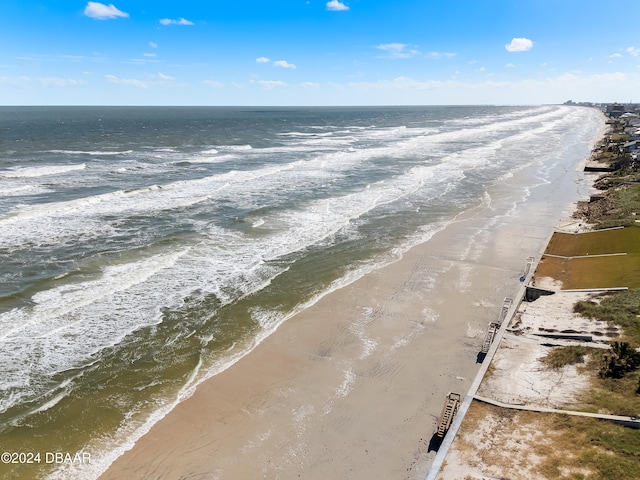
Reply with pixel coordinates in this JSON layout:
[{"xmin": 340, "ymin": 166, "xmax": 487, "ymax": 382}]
[
  {"xmin": 425, "ymin": 248, "xmax": 640, "ymax": 479},
  {"xmin": 473, "ymin": 394, "xmax": 640, "ymax": 426},
  {"xmin": 425, "ymin": 283, "xmax": 526, "ymax": 480}
]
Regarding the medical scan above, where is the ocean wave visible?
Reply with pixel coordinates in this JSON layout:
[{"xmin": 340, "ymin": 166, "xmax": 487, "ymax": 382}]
[
  {"xmin": 0, "ymin": 184, "xmax": 51, "ymax": 197},
  {"xmin": 47, "ymin": 150, "xmax": 133, "ymax": 156},
  {"xmin": 0, "ymin": 163, "xmax": 86, "ymax": 178},
  {"xmin": 218, "ymin": 144, "xmax": 252, "ymax": 151},
  {"xmin": 0, "ymin": 105, "xmax": 607, "ymax": 480},
  {"xmin": 0, "ymin": 106, "xmax": 593, "ymax": 251}
]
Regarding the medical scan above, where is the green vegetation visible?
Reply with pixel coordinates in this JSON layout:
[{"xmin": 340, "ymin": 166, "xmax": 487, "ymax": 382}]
[
  {"xmin": 541, "ymin": 290, "xmax": 640, "ymax": 417},
  {"xmin": 486, "ymin": 115, "xmax": 640, "ymax": 478},
  {"xmin": 609, "ymin": 132, "xmax": 629, "ymax": 143},
  {"xmin": 540, "ymin": 344, "xmax": 640, "ymax": 415},
  {"xmin": 582, "ymin": 114, "xmax": 640, "ymax": 230},
  {"xmin": 600, "ymin": 341, "xmax": 640, "ymax": 379},
  {"xmin": 593, "ymin": 185, "xmax": 640, "ymax": 230},
  {"xmin": 462, "ymin": 403, "xmax": 640, "ymax": 479},
  {"xmin": 573, "ymin": 289, "xmax": 640, "ymax": 345},
  {"xmin": 535, "ymin": 227, "xmax": 640, "ymax": 289},
  {"xmin": 545, "ymin": 226, "xmax": 640, "ymax": 256},
  {"xmin": 538, "ymin": 413, "xmax": 640, "ymax": 479},
  {"xmin": 541, "ymin": 345, "xmax": 589, "ymax": 369},
  {"xmin": 614, "ymin": 184, "xmax": 640, "ymax": 217},
  {"xmin": 535, "ymin": 254, "xmax": 640, "ymax": 290},
  {"xmin": 541, "ymin": 342, "xmax": 640, "ymax": 383}
]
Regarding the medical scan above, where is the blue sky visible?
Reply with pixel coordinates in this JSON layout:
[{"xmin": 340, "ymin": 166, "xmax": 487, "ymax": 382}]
[{"xmin": 2, "ymin": 1, "xmax": 640, "ymax": 105}]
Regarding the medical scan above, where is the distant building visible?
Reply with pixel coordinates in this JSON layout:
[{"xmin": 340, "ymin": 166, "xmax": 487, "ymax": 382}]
[{"xmin": 606, "ymin": 103, "xmax": 626, "ymax": 117}]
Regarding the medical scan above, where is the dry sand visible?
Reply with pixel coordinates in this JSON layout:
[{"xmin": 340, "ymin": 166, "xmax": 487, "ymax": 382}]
[
  {"xmin": 100, "ymin": 163, "xmax": 591, "ymax": 480},
  {"xmin": 479, "ymin": 289, "xmax": 620, "ymax": 408},
  {"xmin": 438, "ymin": 403, "xmax": 591, "ymax": 480},
  {"xmin": 438, "ymin": 264, "xmax": 622, "ymax": 479}
]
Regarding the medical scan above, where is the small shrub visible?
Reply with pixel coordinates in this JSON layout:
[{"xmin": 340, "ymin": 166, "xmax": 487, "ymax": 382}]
[{"xmin": 599, "ymin": 341, "xmax": 640, "ymax": 379}]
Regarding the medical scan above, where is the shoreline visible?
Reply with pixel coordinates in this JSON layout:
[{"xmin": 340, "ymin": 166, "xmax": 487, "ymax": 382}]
[
  {"xmin": 435, "ymin": 110, "xmax": 640, "ymax": 479},
  {"xmin": 99, "ymin": 209, "xmax": 495, "ymax": 479},
  {"xmin": 97, "ymin": 112, "xmax": 605, "ymax": 480}
]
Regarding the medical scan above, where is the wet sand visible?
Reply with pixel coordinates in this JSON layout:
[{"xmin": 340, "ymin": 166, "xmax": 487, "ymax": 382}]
[{"xmin": 99, "ymin": 157, "xmax": 593, "ymax": 480}]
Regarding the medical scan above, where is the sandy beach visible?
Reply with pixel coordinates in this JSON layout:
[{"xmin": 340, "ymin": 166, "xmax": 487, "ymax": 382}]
[{"xmin": 99, "ymin": 151, "xmax": 595, "ymax": 479}]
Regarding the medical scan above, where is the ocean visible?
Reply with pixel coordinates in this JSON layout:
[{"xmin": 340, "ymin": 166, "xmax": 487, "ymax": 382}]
[{"xmin": 0, "ymin": 105, "xmax": 603, "ymax": 479}]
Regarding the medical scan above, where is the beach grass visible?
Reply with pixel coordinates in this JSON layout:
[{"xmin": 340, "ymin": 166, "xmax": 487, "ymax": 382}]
[
  {"xmin": 541, "ymin": 345, "xmax": 590, "ymax": 369},
  {"xmin": 458, "ymin": 403, "xmax": 640, "ymax": 480},
  {"xmin": 535, "ymin": 254, "xmax": 640, "ymax": 289},
  {"xmin": 541, "ymin": 346, "xmax": 640, "ymax": 417},
  {"xmin": 573, "ymin": 289, "xmax": 640, "ymax": 345},
  {"xmin": 544, "ymin": 226, "xmax": 640, "ymax": 256},
  {"xmin": 591, "ymin": 184, "xmax": 640, "ymax": 229},
  {"xmin": 533, "ymin": 226, "xmax": 640, "ymax": 289},
  {"xmin": 540, "ymin": 289, "xmax": 640, "ymax": 416},
  {"xmin": 452, "ymin": 116, "xmax": 640, "ymax": 479},
  {"xmin": 580, "ymin": 374, "xmax": 640, "ymax": 417},
  {"xmin": 537, "ymin": 412, "xmax": 640, "ymax": 480}
]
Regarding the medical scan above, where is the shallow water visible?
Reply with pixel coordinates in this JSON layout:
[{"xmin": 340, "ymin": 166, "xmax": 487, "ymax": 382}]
[{"xmin": 0, "ymin": 105, "xmax": 603, "ymax": 479}]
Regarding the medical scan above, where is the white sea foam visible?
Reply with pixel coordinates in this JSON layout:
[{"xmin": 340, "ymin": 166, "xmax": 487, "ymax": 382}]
[
  {"xmin": 278, "ymin": 131, "xmax": 335, "ymax": 137},
  {"xmin": 336, "ymin": 368, "xmax": 356, "ymax": 397},
  {"xmin": 187, "ymin": 153, "xmax": 236, "ymax": 164},
  {"xmin": 0, "ymin": 105, "xmax": 607, "ymax": 480},
  {"xmin": 47, "ymin": 150, "xmax": 133, "ymax": 156},
  {"xmin": 1, "ymin": 163, "xmax": 86, "ymax": 178},
  {"xmin": 0, "ymin": 184, "xmax": 51, "ymax": 197},
  {"xmin": 4, "ymin": 107, "xmax": 577, "ymax": 251},
  {"xmin": 219, "ymin": 144, "xmax": 252, "ymax": 151}
]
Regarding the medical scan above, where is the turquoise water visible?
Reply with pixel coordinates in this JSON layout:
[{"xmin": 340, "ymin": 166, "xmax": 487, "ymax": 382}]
[{"xmin": 0, "ymin": 105, "xmax": 603, "ymax": 479}]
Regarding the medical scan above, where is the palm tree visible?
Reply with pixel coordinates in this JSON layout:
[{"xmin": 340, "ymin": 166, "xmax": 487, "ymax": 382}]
[{"xmin": 600, "ymin": 341, "xmax": 640, "ymax": 379}]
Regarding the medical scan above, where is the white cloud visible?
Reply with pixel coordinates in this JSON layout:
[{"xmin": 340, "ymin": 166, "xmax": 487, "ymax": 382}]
[
  {"xmin": 626, "ymin": 46, "xmax": 640, "ymax": 57},
  {"xmin": 256, "ymin": 57, "xmax": 270, "ymax": 64},
  {"xmin": 349, "ymin": 76, "xmax": 440, "ymax": 91},
  {"xmin": 39, "ymin": 77, "xmax": 81, "ymax": 87},
  {"xmin": 556, "ymin": 73, "xmax": 578, "ymax": 82},
  {"xmin": 376, "ymin": 43, "xmax": 420, "ymax": 59},
  {"xmin": 591, "ymin": 72, "xmax": 627, "ymax": 82},
  {"xmin": 126, "ymin": 56, "xmax": 159, "ymax": 64},
  {"xmin": 106, "ymin": 74, "xmax": 148, "ymax": 88},
  {"xmin": 149, "ymin": 42, "xmax": 158, "ymax": 48},
  {"xmin": 0, "ymin": 76, "xmax": 84, "ymax": 88},
  {"xmin": 204, "ymin": 80, "xmax": 224, "ymax": 88},
  {"xmin": 505, "ymin": 63, "xmax": 515, "ymax": 68},
  {"xmin": 84, "ymin": 2, "xmax": 129, "ymax": 20},
  {"xmin": 107, "ymin": 72, "xmax": 173, "ymax": 85},
  {"xmin": 0, "ymin": 75, "xmax": 30, "ymax": 87},
  {"xmin": 257, "ymin": 80, "xmax": 287, "ymax": 88},
  {"xmin": 274, "ymin": 60, "xmax": 297, "ymax": 69},
  {"xmin": 378, "ymin": 43, "xmax": 407, "ymax": 52},
  {"xmin": 505, "ymin": 37, "xmax": 533, "ymax": 52},
  {"xmin": 340, "ymin": 71, "xmax": 640, "ymax": 105},
  {"xmin": 326, "ymin": 0, "xmax": 349, "ymax": 11},
  {"xmin": 425, "ymin": 51, "xmax": 456, "ymax": 59},
  {"xmin": 159, "ymin": 18, "xmax": 194, "ymax": 26}
]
